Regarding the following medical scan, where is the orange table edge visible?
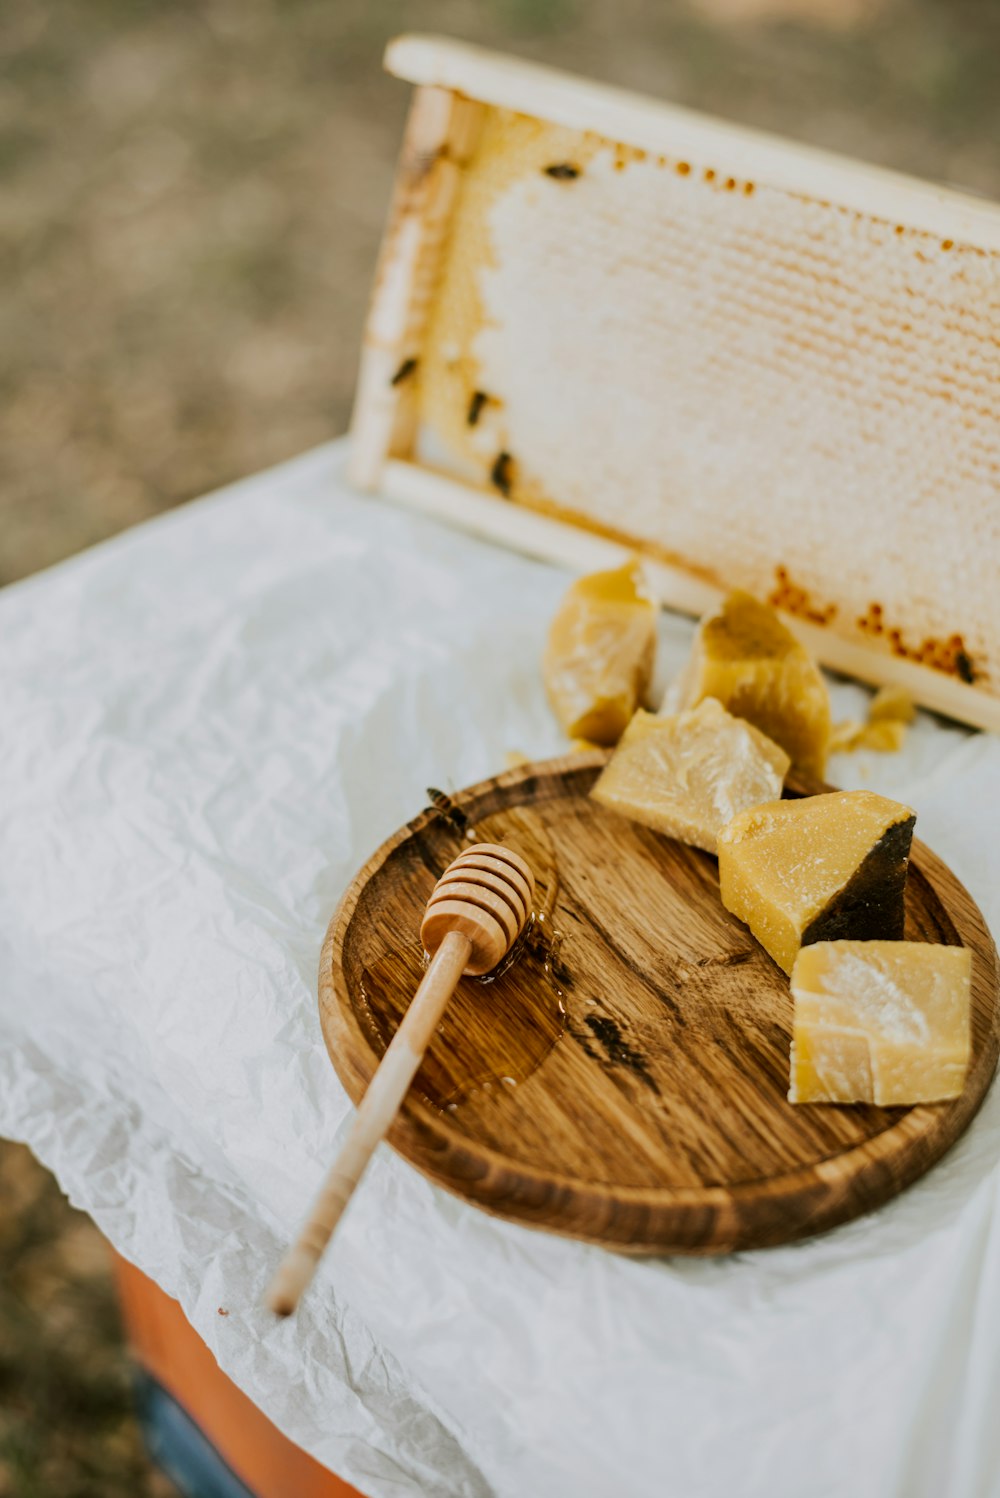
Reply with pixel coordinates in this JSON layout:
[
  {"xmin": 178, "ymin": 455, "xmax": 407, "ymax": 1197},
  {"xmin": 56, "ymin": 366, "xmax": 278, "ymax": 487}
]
[{"xmin": 111, "ymin": 1249, "xmax": 365, "ymax": 1498}]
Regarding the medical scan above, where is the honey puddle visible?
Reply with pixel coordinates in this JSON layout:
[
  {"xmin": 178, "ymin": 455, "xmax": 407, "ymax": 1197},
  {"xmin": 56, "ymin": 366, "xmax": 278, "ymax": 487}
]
[{"xmin": 359, "ymin": 801, "xmax": 568, "ymax": 1110}]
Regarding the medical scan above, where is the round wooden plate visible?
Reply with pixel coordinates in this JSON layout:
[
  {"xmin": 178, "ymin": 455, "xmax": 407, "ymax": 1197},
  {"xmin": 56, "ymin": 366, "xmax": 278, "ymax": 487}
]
[{"xmin": 320, "ymin": 754, "xmax": 1000, "ymax": 1253}]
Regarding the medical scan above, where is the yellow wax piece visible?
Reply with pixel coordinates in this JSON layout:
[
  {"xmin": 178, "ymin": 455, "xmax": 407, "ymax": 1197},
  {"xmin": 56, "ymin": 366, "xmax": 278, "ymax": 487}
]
[
  {"xmin": 717, "ymin": 790, "xmax": 916, "ymax": 975},
  {"xmin": 790, "ymin": 940, "xmax": 972, "ymax": 1105},
  {"xmin": 829, "ymin": 684, "xmax": 915, "ymax": 756},
  {"xmin": 860, "ymin": 720, "xmax": 908, "ymax": 752},
  {"xmin": 868, "ymin": 685, "xmax": 916, "ymax": 726},
  {"xmin": 543, "ymin": 560, "xmax": 657, "ymax": 745},
  {"xmin": 591, "ymin": 699, "xmax": 789, "ymax": 853},
  {"xmin": 673, "ymin": 591, "xmax": 831, "ymax": 780},
  {"xmin": 829, "ymin": 718, "xmax": 908, "ymax": 755},
  {"xmin": 828, "ymin": 720, "xmax": 866, "ymax": 755}
]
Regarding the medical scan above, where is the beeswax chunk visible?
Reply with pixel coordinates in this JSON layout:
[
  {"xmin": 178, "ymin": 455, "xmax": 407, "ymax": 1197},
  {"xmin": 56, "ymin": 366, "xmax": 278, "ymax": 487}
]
[
  {"xmin": 828, "ymin": 684, "xmax": 915, "ymax": 756},
  {"xmin": 868, "ymin": 685, "xmax": 916, "ymax": 726},
  {"xmin": 827, "ymin": 720, "xmax": 866, "ymax": 755},
  {"xmin": 790, "ymin": 940, "xmax": 972, "ymax": 1105},
  {"xmin": 672, "ymin": 591, "xmax": 831, "ymax": 779},
  {"xmin": 543, "ymin": 561, "xmax": 657, "ymax": 745},
  {"xmin": 717, "ymin": 790, "xmax": 916, "ymax": 975},
  {"xmin": 828, "ymin": 718, "xmax": 908, "ymax": 755},
  {"xmin": 591, "ymin": 699, "xmax": 790, "ymax": 853}
]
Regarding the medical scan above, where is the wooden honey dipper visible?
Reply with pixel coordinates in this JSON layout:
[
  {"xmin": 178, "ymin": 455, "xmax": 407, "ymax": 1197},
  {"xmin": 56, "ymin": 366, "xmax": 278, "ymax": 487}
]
[{"xmin": 267, "ymin": 842, "xmax": 535, "ymax": 1315}]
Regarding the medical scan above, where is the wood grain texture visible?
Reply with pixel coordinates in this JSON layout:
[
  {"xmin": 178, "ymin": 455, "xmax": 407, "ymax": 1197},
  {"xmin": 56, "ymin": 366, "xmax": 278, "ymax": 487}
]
[
  {"xmin": 385, "ymin": 35, "xmax": 1000, "ymax": 248},
  {"xmin": 346, "ymin": 84, "xmax": 482, "ymax": 490},
  {"xmin": 320, "ymin": 754, "xmax": 1000, "ymax": 1253}
]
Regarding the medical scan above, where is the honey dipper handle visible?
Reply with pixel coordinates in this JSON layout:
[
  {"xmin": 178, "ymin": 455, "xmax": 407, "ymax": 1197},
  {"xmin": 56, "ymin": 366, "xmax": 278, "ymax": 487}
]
[{"xmin": 266, "ymin": 928, "xmax": 472, "ymax": 1316}]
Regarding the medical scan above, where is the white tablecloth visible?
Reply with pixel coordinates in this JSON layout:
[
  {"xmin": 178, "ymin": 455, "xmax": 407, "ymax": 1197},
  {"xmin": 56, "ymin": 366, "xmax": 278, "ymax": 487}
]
[{"xmin": 2, "ymin": 440, "xmax": 999, "ymax": 1498}]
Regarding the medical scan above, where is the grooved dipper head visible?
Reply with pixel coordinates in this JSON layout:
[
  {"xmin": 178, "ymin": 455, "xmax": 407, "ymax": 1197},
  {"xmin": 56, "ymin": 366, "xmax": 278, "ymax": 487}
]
[{"xmin": 420, "ymin": 843, "xmax": 535, "ymax": 976}]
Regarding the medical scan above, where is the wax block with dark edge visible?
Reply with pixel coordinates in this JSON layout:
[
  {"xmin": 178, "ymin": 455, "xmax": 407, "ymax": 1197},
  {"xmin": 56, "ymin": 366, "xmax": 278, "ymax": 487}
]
[
  {"xmin": 801, "ymin": 815, "xmax": 915, "ymax": 947},
  {"xmin": 717, "ymin": 790, "xmax": 916, "ymax": 975}
]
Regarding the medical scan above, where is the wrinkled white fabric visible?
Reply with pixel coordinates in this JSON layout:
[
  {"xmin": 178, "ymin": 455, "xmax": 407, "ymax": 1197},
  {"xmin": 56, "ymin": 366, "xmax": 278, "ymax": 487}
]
[{"xmin": 1, "ymin": 440, "xmax": 998, "ymax": 1498}]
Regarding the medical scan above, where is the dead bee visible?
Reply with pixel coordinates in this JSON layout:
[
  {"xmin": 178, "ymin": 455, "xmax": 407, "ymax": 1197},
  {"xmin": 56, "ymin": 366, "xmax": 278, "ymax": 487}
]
[
  {"xmin": 426, "ymin": 786, "xmax": 471, "ymax": 838},
  {"xmin": 390, "ymin": 356, "xmax": 418, "ymax": 387},
  {"xmin": 490, "ymin": 450, "xmax": 514, "ymax": 497},
  {"xmin": 955, "ymin": 649, "xmax": 976, "ymax": 684},
  {"xmin": 544, "ymin": 163, "xmax": 580, "ymax": 180},
  {"xmin": 467, "ymin": 389, "xmax": 489, "ymax": 426}
]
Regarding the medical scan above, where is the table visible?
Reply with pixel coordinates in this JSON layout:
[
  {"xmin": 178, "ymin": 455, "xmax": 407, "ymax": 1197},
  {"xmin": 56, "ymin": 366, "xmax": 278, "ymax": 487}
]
[{"xmin": 2, "ymin": 439, "xmax": 1000, "ymax": 1498}]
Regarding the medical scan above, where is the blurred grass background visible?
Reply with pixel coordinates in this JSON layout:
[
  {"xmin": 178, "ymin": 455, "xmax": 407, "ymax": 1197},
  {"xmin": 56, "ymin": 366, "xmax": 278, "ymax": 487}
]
[{"xmin": 1, "ymin": 0, "xmax": 998, "ymax": 1491}]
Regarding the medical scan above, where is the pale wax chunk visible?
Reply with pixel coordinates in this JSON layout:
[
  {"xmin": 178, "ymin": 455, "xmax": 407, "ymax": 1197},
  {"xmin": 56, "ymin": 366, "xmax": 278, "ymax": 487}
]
[
  {"xmin": 590, "ymin": 699, "xmax": 790, "ymax": 853},
  {"xmin": 717, "ymin": 790, "xmax": 916, "ymax": 975},
  {"xmin": 671, "ymin": 591, "xmax": 831, "ymax": 780},
  {"xmin": 868, "ymin": 685, "xmax": 916, "ymax": 726},
  {"xmin": 828, "ymin": 684, "xmax": 915, "ymax": 756},
  {"xmin": 829, "ymin": 719, "xmax": 908, "ymax": 755},
  {"xmin": 543, "ymin": 560, "xmax": 657, "ymax": 746},
  {"xmin": 790, "ymin": 940, "xmax": 972, "ymax": 1105}
]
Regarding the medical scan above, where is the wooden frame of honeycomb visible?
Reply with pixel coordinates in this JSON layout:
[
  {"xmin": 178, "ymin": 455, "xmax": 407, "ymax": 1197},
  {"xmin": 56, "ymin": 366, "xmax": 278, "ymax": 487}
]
[{"xmin": 349, "ymin": 34, "xmax": 1000, "ymax": 733}]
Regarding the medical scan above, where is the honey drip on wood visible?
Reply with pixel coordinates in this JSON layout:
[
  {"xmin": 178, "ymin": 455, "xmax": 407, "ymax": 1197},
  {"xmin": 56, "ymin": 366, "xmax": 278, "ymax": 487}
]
[
  {"xmin": 360, "ymin": 933, "xmax": 565, "ymax": 1110},
  {"xmin": 360, "ymin": 800, "xmax": 570, "ymax": 1109}
]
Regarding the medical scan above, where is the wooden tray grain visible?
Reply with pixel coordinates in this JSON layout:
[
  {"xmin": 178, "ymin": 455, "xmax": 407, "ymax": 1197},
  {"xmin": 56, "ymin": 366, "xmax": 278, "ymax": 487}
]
[{"xmin": 320, "ymin": 754, "xmax": 1000, "ymax": 1253}]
